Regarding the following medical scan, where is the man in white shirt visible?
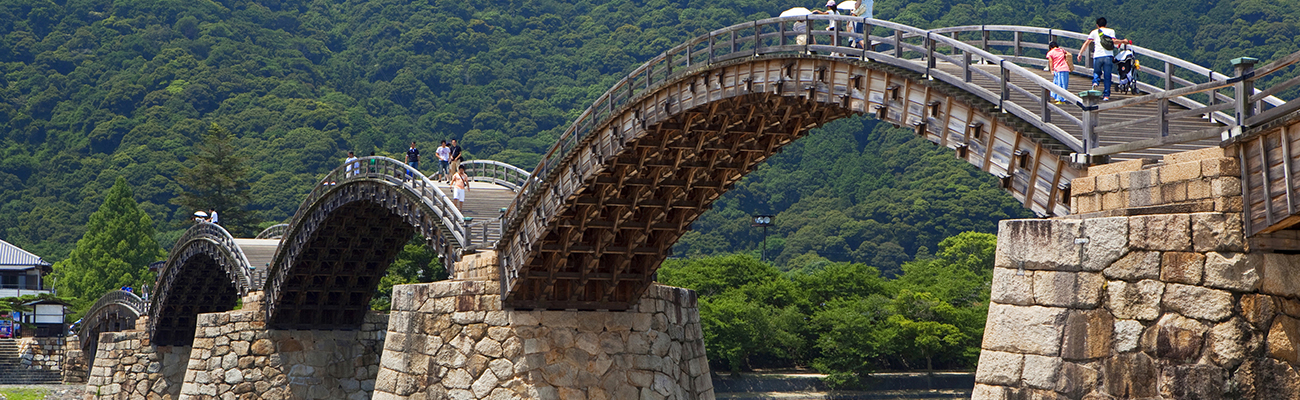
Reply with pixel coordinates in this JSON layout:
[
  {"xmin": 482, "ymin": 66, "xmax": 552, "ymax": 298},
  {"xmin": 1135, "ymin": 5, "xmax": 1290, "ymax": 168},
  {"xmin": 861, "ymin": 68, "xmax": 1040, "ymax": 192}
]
[
  {"xmin": 1076, "ymin": 17, "xmax": 1131, "ymax": 101},
  {"xmin": 345, "ymin": 151, "xmax": 358, "ymax": 177},
  {"xmin": 436, "ymin": 141, "xmax": 452, "ymax": 182}
]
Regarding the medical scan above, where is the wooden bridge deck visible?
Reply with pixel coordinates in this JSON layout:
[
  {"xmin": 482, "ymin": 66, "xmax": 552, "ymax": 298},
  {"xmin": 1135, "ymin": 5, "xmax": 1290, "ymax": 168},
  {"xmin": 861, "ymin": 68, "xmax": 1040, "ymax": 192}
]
[{"xmin": 932, "ymin": 62, "xmax": 1224, "ymax": 161}]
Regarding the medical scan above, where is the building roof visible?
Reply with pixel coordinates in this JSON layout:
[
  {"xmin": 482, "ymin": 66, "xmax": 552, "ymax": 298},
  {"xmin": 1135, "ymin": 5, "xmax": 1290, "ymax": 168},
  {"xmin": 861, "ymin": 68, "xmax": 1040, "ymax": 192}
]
[{"xmin": 0, "ymin": 239, "xmax": 52, "ymax": 269}]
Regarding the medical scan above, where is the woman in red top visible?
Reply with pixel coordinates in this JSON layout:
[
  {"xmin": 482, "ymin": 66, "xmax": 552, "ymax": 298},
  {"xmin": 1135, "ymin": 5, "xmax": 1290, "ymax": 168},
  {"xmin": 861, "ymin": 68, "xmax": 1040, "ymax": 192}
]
[{"xmin": 1046, "ymin": 41, "xmax": 1072, "ymax": 104}]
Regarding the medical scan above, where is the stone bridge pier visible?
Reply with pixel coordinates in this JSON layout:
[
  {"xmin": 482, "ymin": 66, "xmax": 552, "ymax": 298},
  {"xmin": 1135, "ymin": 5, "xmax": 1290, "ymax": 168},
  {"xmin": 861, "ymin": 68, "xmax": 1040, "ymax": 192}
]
[
  {"xmin": 372, "ymin": 251, "xmax": 714, "ymax": 400},
  {"xmin": 974, "ymin": 146, "xmax": 1300, "ymax": 399}
]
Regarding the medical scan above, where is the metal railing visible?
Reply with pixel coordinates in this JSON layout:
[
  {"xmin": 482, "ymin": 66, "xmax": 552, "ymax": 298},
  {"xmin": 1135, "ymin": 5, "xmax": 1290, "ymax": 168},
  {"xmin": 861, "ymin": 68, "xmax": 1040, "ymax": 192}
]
[
  {"xmin": 254, "ymin": 224, "xmax": 288, "ymax": 239},
  {"xmin": 462, "ymin": 160, "xmax": 531, "ymax": 191}
]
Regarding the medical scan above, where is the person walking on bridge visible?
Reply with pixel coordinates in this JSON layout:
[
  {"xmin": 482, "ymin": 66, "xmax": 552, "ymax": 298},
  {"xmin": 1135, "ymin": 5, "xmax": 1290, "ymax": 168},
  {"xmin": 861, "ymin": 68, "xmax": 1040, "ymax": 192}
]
[
  {"xmin": 451, "ymin": 164, "xmax": 469, "ymax": 211},
  {"xmin": 449, "ymin": 139, "xmax": 463, "ymax": 180},
  {"xmin": 1077, "ymin": 17, "xmax": 1132, "ymax": 101},
  {"xmin": 345, "ymin": 151, "xmax": 358, "ymax": 178},
  {"xmin": 1046, "ymin": 42, "xmax": 1072, "ymax": 104},
  {"xmin": 405, "ymin": 141, "xmax": 420, "ymax": 181},
  {"xmin": 436, "ymin": 140, "xmax": 452, "ymax": 182}
]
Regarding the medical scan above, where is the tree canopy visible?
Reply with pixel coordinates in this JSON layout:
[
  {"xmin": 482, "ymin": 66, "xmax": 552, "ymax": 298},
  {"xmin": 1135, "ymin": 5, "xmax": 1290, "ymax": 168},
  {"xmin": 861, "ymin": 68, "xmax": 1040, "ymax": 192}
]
[{"xmin": 51, "ymin": 177, "xmax": 164, "ymax": 318}]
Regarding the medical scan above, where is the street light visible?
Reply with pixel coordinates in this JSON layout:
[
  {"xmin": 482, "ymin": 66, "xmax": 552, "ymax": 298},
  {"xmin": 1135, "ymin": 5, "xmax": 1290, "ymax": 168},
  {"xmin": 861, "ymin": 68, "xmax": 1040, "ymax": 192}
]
[{"xmin": 752, "ymin": 215, "xmax": 775, "ymax": 262}]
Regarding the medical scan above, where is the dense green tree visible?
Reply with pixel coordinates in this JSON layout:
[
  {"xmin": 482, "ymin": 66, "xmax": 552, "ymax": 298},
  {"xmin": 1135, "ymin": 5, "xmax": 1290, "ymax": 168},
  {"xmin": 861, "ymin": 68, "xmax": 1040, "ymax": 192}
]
[
  {"xmin": 172, "ymin": 123, "xmax": 257, "ymax": 236},
  {"xmin": 51, "ymin": 177, "xmax": 165, "ymax": 317}
]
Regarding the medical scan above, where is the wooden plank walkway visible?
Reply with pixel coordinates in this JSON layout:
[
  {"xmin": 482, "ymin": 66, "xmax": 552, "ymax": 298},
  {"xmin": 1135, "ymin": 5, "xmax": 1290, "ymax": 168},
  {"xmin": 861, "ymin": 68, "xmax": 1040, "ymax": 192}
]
[{"xmin": 933, "ymin": 62, "xmax": 1223, "ymax": 161}]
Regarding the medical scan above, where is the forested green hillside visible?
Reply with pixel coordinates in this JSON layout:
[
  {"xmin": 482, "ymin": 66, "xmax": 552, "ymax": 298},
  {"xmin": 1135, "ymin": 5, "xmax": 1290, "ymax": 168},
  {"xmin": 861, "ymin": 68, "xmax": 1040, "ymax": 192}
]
[{"xmin": 2, "ymin": 0, "xmax": 1296, "ymax": 265}]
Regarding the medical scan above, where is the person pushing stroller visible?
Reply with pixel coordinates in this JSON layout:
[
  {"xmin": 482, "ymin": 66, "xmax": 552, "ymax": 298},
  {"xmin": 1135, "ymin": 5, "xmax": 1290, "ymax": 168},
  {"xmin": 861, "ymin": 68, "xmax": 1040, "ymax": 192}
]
[{"xmin": 1113, "ymin": 45, "xmax": 1141, "ymax": 95}]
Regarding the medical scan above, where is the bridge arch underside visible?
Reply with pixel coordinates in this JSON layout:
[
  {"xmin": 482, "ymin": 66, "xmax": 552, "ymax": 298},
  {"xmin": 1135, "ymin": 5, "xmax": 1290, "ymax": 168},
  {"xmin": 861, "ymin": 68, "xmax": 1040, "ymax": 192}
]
[
  {"xmin": 151, "ymin": 251, "xmax": 241, "ymax": 346},
  {"xmin": 265, "ymin": 181, "xmax": 439, "ymax": 329},
  {"xmin": 501, "ymin": 56, "xmax": 1081, "ymax": 309}
]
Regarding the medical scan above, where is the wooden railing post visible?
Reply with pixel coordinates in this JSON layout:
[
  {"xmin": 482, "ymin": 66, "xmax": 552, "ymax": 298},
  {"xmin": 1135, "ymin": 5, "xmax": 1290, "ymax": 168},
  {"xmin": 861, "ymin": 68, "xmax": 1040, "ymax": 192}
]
[
  {"xmin": 1157, "ymin": 98, "xmax": 1169, "ymax": 137},
  {"xmin": 964, "ymin": 51, "xmax": 972, "ymax": 82},
  {"xmin": 1164, "ymin": 62, "xmax": 1173, "ymax": 91},
  {"xmin": 894, "ymin": 29, "xmax": 903, "ymax": 58},
  {"xmin": 1232, "ymin": 57, "xmax": 1259, "ymax": 127},
  {"xmin": 1080, "ymin": 90, "xmax": 1103, "ymax": 154},
  {"xmin": 925, "ymin": 34, "xmax": 935, "ymax": 76},
  {"xmin": 1013, "ymin": 31, "xmax": 1022, "ymax": 57},
  {"xmin": 1041, "ymin": 87, "xmax": 1052, "ymax": 123}
]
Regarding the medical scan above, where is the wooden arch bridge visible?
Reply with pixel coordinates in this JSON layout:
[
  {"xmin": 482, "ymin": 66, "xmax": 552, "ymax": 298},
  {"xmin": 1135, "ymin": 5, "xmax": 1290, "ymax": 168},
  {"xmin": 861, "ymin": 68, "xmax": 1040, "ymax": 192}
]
[{"xmin": 79, "ymin": 16, "xmax": 1300, "ymax": 361}]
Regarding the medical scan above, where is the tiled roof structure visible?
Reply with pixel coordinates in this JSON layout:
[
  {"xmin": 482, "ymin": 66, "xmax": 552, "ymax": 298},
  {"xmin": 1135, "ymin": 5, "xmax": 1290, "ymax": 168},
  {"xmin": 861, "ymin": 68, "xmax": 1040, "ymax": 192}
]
[{"xmin": 0, "ymin": 239, "xmax": 51, "ymax": 269}]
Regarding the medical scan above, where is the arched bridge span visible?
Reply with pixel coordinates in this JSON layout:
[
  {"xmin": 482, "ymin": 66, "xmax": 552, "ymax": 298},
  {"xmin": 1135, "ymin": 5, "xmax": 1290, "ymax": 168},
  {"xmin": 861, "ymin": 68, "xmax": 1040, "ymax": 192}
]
[
  {"xmin": 261, "ymin": 157, "xmax": 471, "ymax": 329},
  {"xmin": 79, "ymin": 289, "xmax": 146, "ymax": 363},
  {"xmin": 148, "ymin": 222, "xmax": 254, "ymax": 346},
  {"xmin": 494, "ymin": 17, "xmax": 1300, "ymax": 310}
]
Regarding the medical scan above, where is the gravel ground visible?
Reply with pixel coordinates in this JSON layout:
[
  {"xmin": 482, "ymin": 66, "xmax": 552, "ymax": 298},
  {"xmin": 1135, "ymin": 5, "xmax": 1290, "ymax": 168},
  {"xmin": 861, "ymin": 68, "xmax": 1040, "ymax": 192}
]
[{"xmin": 0, "ymin": 385, "xmax": 87, "ymax": 400}]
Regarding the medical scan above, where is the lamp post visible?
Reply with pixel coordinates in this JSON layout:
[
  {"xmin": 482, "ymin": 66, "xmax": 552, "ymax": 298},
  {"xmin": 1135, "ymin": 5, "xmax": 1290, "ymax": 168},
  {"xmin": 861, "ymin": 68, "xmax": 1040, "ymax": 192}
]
[{"xmin": 752, "ymin": 215, "xmax": 775, "ymax": 262}]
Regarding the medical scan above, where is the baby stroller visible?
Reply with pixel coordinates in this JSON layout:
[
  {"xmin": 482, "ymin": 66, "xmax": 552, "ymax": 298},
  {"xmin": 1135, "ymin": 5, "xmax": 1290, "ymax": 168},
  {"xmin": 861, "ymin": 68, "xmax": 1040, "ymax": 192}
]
[{"xmin": 1113, "ymin": 46, "xmax": 1141, "ymax": 95}]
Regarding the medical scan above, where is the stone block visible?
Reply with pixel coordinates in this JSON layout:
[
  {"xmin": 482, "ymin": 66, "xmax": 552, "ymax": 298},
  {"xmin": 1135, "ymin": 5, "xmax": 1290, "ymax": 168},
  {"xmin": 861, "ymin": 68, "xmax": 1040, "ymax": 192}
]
[
  {"xmin": 1128, "ymin": 186, "xmax": 1159, "ymax": 207},
  {"xmin": 1102, "ymin": 352, "xmax": 1158, "ymax": 398},
  {"xmin": 1061, "ymin": 309, "xmax": 1113, "ymax": 360},
  {"xmin": 996, "ymin": 219, "xmax": 1082, "ymax": 271},
  {"xmin": 1201, "ymin": 157, "xmax": 1239, "ymax": 178},
  {"xmin": 1073, "ymin": 176, "xmax": 1097, "ymax": 195},
  {"xmin": 1106, "ymin": 279, "xmax": 1164, "ymax": 321},
  {"xmin": 1160, "ymin": 252, "xmax": 1204, "ymax": 285},
  {"xmin": 1103, "ymin": 251, "xmax": 1160, "ymax": 281},
  {"xmin": 1260, "ymin": 253, "xmax": 1300, "ymax": 298},
  {"xmin": 1191, "ymin": 213, "xmax": 1246, "ymax": 253},
  {"xmin": 1123, "ymin": 169, "xmax": 1159, "ymax": 190},
  {"xmin": 1211, "ymin": 176, "xmax": 1241, "ymax": 198},
  {"xmin": 1113, "ymin": 319, "xmax": 1144, "ymax": 353},
  {"xmin": 1054, "ymin": 362, "xmax": 1099, "ymax": 399},
  {"xmin": 1091, "ymin": 159, "xmax": 1150, "ymax": 177},
  {"xmin": 1161, "ymin": 181, "xmax": 1188, "ymax": 203},
  {"xmin": 1020, "ymin": 355, "xmax": 1061, "ymax": 390},
  {"xmin": 1231, "ymin": 357, "xmax": 1300, "ymax": 400},
  {"xmin": 1207, "ymin": 318, "xmax": 1247, "ymax": 369},
  {"xmin": 1187, "ymin": 178, "xmax": 1212, "ymax": 200},
  {"xmin": 1159, "ymin": 364, "xmax": 1227, "ymax": 400},
  {"xmin": 974, "ymin": 351, "xmax": 1023, "ymax": 385},
  {"xmin": 1129, "ymin": 214, "xmax": 1191, "ymax": 251},
  {"xmin": 1032, "ymin": 271, "xmax": 1079, "ymax": 308},
  {"xmin": 1155, "ymin": 313, "xmax": 1208, "ymax": 361},
  {"xmin": 1203, "ymin": 252, "xmax": 1261, "ymax": 292},
  {"xmin": 982, "ymin": 304, "xmax": 1068, "ymax": 356},
  {"xmin": 1160, "ymin": 161, "xmax": 1201, "ymax": 183},
  {"xmin": 1081, "ymin": 217, "xmax": 1128, "ymax": 272},
  {"xmin": 1215, "ymin": 195, "xmax": 1244, "ymax": 212},
  {"xmin": 1268, "ymin": 315, "xmax": 1300, "ymax": 364},
  {"xmin": 1163, "ymin": 283, "xmax": 1234, "ymax": 321},
  {"xmin": 970, "ymin": 384, "xmax": 1009, "ymax": 400},
  {"xmin": 1241, "ymin": 293, "xmax": 1277, "ymax": 331},
  {"xmin": 1166, "ymin": 147, "xmax": 1232, "ymax": 164},
  {"xmin": 1096, "ymin": 173, "xmax": 1121, "ymax": 192},
  {"xmin": 991, "ymin": 268, "xmax": 1034, "ymax": 306},
  {"xmin": 1101, "ymin": 191, "xmax": 1125, "ymax": 210},
  {"xmin": 1074, "ymin": 194, "xmax": 1100, "ymax": 214}
]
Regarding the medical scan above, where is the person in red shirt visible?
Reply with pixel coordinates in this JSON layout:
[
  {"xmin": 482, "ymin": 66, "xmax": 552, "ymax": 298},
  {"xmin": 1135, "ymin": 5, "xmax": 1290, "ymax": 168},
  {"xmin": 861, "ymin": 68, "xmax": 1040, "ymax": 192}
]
[{"xmin": 1046, "ymin": 41, "xmax": 1072, "ymax": 104}]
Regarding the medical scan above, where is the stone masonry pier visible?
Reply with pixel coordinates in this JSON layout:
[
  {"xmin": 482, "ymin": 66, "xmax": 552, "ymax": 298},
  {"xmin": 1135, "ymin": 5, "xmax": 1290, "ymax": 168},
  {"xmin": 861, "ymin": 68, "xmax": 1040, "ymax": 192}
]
[
  {"xmin": 974, "ymin": 146, "xmax": 1300, "ymax": 399},
  {"xmin": 372, "ymin": 251, "xmax": 715, "ymax": 400}
]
